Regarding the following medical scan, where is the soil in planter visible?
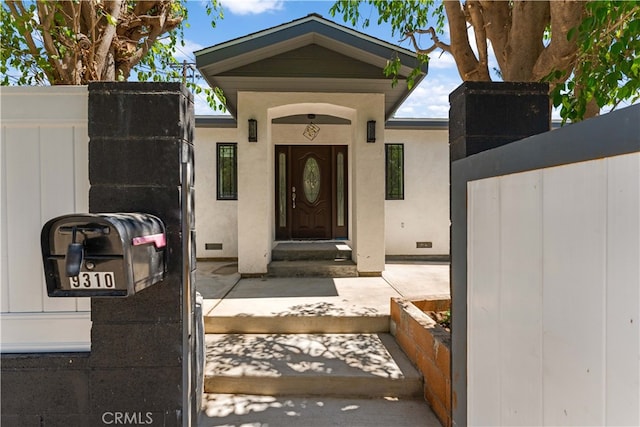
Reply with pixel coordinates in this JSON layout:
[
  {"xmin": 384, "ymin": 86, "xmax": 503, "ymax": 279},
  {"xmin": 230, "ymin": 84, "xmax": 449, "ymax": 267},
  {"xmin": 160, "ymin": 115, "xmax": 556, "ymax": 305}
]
[{"xmin": 426, "ymin": 310, "xmax": 451, "ymax": 332}]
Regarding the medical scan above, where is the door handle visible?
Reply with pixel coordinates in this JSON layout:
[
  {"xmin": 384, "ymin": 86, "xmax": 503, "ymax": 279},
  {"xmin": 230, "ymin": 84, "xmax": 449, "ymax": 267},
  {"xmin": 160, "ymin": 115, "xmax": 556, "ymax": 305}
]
[{"xmin": 292, "ymin": 186, "xmax": 296, "ymax": 209}]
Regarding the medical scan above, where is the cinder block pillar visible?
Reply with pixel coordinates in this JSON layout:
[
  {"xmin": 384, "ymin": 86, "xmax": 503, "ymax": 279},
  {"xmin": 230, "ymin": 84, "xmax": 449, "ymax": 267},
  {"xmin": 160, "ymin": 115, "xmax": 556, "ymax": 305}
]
[
  {"xmin": 449, "ymin": 81, "xmax": 550, "ymax": 161},
  {"xmin": 448, "ymin": 81, "xmax": 549, "ymax": 426},
  {"xmin": 87, "ymin": 82, "xmax": 197, "ymax": 427}
]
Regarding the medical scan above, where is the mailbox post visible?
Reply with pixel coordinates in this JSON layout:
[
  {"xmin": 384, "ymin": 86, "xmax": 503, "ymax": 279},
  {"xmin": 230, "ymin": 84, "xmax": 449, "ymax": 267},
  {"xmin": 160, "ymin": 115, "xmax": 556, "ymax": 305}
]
[{"xmin": 86, "ymin": 82, "xmax": 197, "ymax": 427}]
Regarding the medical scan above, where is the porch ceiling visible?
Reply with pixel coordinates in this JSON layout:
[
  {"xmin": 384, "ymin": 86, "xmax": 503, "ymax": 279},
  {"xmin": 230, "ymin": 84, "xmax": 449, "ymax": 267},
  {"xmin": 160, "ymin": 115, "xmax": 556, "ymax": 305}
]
[{"xmin": 195, "ymin": 14, "xmax": 427, "ymax": 121}]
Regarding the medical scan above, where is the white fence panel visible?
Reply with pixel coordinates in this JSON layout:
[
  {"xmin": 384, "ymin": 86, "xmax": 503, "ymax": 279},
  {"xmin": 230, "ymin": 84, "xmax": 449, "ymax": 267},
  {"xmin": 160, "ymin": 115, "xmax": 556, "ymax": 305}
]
[
  {"xmin": 468, "ymin": 152, "xmax": 640, "ymax": 426},
  {"xmin": 1, "ymin": 86, "xmax": 90, "ymax": 352},
  {"xmin": 498, "ymin": 170, "xmax": 543, "ymax": 425},
  {"xmin": 467, "ymin": 178, "xmax": 501, "ymax": 423},
  {"xmin": 605, "ymin": 153, "xmax": 640, "ymax": 425},
  {"xmin": 542, "ymin": 160, "xmax": 607, "ymax": 425}
]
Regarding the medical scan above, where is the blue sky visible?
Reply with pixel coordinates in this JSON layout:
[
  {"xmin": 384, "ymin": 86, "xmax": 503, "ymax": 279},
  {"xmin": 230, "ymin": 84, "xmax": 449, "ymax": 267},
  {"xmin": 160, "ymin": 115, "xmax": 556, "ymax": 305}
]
[{"xmin": 177, "ymin": 0, "xmax": 463, "ymax": 118}]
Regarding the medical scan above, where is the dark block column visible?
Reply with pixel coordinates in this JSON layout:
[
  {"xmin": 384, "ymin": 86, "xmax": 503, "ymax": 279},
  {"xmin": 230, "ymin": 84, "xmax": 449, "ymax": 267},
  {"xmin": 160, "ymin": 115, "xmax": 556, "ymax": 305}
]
[
  {"xmin": 449, "ymin": 81, "xmax": 550, "ymax": 161},
  {"xmin": 87, "ymin": 82, "xmax": 196, "ymax": 427},
  {"xmin": 448, "ymin": 81, "xmax": 549, "ymax": 426}
]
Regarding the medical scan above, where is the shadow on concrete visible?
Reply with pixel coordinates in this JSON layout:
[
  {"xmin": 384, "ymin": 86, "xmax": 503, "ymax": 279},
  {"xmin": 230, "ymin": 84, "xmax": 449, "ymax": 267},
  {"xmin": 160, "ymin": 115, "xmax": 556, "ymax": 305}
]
[
  {"xmin": 205, "ymin": 333, "xmax": 405, "ymax": 380},
  {"xmin": 221, "ymin": 277, "xmax": 340, "ymax": 299},
  {"xmin": 200, "ymin": 394, "xmax": 442, "ymax": 426}
]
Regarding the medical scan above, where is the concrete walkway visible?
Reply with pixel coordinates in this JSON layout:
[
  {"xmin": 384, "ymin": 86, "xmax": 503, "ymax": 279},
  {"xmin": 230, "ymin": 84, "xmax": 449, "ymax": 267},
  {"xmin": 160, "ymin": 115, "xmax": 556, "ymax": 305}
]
[
  {"xmin": 196, "ymin": 260, "xmax": 450, "ymax": 427},
  {"xmin": 197, "ymin": 260, "xmax": 450, "ymax": 321}
]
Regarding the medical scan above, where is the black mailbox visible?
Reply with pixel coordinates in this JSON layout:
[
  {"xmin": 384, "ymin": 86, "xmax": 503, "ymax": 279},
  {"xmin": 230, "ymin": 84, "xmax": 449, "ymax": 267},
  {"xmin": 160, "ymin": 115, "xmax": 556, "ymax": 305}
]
[{"xmin": 41, "ymin": 213, "xmax": 166, "ymax": 297}]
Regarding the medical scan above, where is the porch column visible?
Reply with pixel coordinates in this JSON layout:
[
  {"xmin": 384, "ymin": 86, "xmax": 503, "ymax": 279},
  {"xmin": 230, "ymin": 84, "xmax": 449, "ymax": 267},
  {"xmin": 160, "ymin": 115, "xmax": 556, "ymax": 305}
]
[
  {"xmin": 236, "ymin": 92, "xmax": 271, "ymax": 275},
  {"xmin": 353, "ymin": 97, "xmax": 385, "ymax": 274}
]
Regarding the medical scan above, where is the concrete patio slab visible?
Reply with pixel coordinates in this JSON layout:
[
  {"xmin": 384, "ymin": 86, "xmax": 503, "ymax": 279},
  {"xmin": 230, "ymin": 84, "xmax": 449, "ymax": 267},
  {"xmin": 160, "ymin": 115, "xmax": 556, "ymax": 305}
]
[{"xmin": 382, "ymin": 261, "xmax": 450, "ymax": 299}]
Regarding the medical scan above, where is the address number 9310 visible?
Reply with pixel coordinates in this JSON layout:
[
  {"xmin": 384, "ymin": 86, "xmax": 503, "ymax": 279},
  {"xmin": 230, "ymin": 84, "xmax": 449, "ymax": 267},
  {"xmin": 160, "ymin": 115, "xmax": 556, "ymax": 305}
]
[{"xmin": 69, "ymin": 272, "xmax": 115, "ymax": 289}]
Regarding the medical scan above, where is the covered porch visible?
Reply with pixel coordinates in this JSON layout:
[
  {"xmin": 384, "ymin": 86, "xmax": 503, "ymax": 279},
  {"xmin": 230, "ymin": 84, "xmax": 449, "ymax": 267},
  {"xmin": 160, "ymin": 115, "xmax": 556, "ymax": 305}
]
[{"xmin": 194, "ymin": 14, "xmax": 427, "ymax": 276}]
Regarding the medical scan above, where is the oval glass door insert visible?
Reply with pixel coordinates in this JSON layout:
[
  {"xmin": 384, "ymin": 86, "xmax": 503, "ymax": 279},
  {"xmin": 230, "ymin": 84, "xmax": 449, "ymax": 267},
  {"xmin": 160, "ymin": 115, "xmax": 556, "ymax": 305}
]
[{"xmin": 303, "ymin": 157, "xmax": 321, "ymax": 203}]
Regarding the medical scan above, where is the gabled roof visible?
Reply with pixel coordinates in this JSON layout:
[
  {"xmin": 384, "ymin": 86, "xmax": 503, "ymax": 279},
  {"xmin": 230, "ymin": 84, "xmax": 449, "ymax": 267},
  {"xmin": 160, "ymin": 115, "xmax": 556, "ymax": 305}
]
[{"xmin": 195, "ymin": 14, "xmax": 427, "ymax": 120}]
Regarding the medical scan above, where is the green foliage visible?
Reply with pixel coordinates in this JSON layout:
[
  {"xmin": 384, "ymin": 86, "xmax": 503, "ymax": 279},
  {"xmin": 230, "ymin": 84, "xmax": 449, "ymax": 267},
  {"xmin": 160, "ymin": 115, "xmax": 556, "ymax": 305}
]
[
  {"xmin": 332, "ymin": 0, "xmax": 639, "ymax": 123},
  {"xmin": 330, "ymin": 0, "xmax": 434, "ymax": 89},
  {"xmin": 550, "ymin": 1, "xmax": 640, "ymax": 123},
  {"xmin": 1, "ymin": 2, "xmax": 59, "ymax": 85},
  {"xmin": 1, "ymin": 1, "xmax": 226, "ymax": 111}
]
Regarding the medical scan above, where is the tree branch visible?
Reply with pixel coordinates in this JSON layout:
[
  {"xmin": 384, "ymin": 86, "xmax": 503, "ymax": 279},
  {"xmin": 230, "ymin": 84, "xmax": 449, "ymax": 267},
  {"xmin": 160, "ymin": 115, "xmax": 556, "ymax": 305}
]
[
  {"xmin": 466, "ymin": 1, "xmax": 489, "ymax": 75},
  {"xmin": 117, "ymin": 6, "xmax": 182, "ymax": 79},
  {"xmin": 6, "ymin": 2, "xmax": 40, "ymax": 58},
  {"xmin": 401, "ymin": 27, "xmax": 451, "ymax": 55},
  {"xmin": 444, "ymin": 0, "xmax": 488, "ymax": 81},
  {"xmin": 95, "ymin": 0, "xmax": 123, "ymax": 80},
  {"xmin": 479, "ymin": 0, "xmax": 510, "ymax": 74},
  {"xmin": 36, "ymin": 2, "xmax": 70, "ymax": 83},
  {"xmin": 531, "ymin": 1, "xmax": 584, "ymax": 82},
  {"xmin": 81, "ymin": 0, "xmax": 98, "ymax": 81}
]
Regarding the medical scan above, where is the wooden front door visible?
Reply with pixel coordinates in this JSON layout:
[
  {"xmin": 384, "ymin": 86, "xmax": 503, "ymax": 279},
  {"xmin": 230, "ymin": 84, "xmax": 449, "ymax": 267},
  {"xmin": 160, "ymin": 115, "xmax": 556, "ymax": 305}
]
[{"xmin": 275, "ymin": 145, "xmax": 348, "ymax": 240}]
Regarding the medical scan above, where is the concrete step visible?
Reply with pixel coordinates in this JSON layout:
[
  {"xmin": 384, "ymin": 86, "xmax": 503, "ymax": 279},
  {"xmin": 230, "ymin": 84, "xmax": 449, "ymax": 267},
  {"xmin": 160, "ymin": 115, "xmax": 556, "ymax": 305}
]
[
  {"xmin": 268, "ymin": 259, "xmax": 358, "ymax": 278},
  {"xmin": 203, "ymin": 276, "xmax": 395, "ymax": 334},
  {"xmin": 203, "ymin": 333, "xmax": 422, "ymax": 398},
  {"xmin": 199, "ymin": 394, "xmax": 442, "ymax": 427},
  {"xmin": 272, "ymin": 242, "xmax": 352, "ymax": 261},
  {"xmin": 205, "ymin": 313, "xmax": 389, "ymax": 334}
]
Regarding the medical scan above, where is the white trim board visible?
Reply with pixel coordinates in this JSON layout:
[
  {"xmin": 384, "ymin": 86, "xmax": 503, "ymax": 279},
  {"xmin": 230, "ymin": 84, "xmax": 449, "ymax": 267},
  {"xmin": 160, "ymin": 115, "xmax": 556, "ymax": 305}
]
[{"xmin": 1, "ymin": 311, "xmax": 91, "ymax": 353}]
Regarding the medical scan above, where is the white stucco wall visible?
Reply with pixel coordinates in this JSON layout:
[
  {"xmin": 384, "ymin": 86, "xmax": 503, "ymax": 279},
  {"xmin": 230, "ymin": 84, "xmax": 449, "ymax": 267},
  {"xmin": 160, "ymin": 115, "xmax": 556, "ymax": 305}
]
[
  {"xmin": 384, "ymin": 128, "xmax": 450, "ymax": 256},
  {"xmin": 193, "ymin": 122, "xmax": 451, "ymax": 263},
  {"xmin": 233, "ymin": 91, "xmax": 385, "ymax": 274},
  {"xmin": 194, "ymin": 126, "xmax": 238, "ymax": 259}
]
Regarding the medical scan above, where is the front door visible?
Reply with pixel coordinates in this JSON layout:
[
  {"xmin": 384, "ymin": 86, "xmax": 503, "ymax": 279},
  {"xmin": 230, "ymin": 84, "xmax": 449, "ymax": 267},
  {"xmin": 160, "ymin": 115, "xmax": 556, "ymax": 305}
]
[{"xmin": 275, "ymin": 145, "xmax": 348, "ymax": 240}]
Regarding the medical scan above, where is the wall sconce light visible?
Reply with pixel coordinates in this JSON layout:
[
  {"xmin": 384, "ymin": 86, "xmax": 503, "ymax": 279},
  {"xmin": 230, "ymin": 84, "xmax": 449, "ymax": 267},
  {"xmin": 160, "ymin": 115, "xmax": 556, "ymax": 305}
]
[
  {"xmin": 367, "ymin": 120, "xmax": 376, "ymax": 143},
  {"xmin": 248, "ymin": 119, "xmax": 257, "ymax": 142}
]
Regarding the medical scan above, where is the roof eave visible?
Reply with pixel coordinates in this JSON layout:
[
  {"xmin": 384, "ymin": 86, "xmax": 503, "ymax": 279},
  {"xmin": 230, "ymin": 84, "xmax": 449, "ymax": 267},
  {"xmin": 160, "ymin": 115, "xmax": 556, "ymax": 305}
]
[
  {"xmin": 386, "ymin": 70, "xmax": 428, "ymax": 121},
  {"xmin": 195, "ymin": 14, "xmax": 420, "ymax": 74}
]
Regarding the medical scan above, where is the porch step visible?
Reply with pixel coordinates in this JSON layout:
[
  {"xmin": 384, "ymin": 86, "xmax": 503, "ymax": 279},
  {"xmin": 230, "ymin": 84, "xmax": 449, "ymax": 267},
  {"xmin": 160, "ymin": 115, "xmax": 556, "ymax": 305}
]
[
  {"xmin": 272, "ymin": 242, "xmax": 352, "ymax": 261},
  {"xmin": 203, "ymin": 333, "xmax": 422, "ymax": 398},
  {"xmin": 200, "ymin": 394, "xmax": 442, "ymax": 426},
  {"xmin": 268, "ymin": 259, "xmax": 357, "ymax": 278},
  {"xmin": 205, "ymin": 313, "xmax": 389, "ymax": 334}
]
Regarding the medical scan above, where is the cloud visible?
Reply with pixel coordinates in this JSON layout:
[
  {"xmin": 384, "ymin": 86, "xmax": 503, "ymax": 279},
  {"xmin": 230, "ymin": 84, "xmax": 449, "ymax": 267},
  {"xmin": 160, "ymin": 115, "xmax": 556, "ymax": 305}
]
[
  {"xmin": 428, "ymin": 51, "xmax": 457, "ymax": 70},
  {"xmin": 395, "ymin": 77, "xmax": 460, "ymax": 118},
  {"xmin": 220, "ymin": 0, "xmax": 284, "ymax": 16},
  {"xmin": 174, "ymin": 39, "xmax": 205, "ymax": 62}
]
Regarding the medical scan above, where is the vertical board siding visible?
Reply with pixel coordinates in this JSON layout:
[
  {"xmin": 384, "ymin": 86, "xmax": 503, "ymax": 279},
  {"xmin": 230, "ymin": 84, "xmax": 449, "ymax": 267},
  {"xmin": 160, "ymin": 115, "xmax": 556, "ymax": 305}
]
[
  {"xmin": 605, "ymin": 153, "xmax": 640, "ymax": 425},
  {"xmin": 5, "ymin": 127, "xmax": 44, "ymax": 312},
  {"xmin": 41, "ymin": 127, "xmax": 78, "ymax": 312},
  {"xmin": 73, "ymin": 125, "xmax": 91, "ymax": 312},
  {"xmin": 542, "ymin": 160, "xmax": 606, "ymax": 425},
  {"xmin": 498, "ymin": 170, "xmax": 543, "ymax": 425},
  {"xmin": 468, "ymin": 152, "xmax": 639, "ymax": 425},
  {"xmin": 467, "ymin": 178, "xmax": 501, "ymax": 423},
  {"xmin": 1, "ymin": 126, "xmax": 9, "ymax": 313},
  {"xmin": 1, "ymin": 86, "xmax": 90, "ymax": 352}
]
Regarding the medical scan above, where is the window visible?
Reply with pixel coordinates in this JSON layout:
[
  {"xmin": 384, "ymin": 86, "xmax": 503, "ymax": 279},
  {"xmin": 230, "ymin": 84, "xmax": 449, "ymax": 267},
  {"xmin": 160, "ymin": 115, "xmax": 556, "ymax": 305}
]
[
  {"xmin": 217, "ymin": 143, "xmax": 237, "ymax": 200},
  {"xmin": 385, "ymin": 143, "xmax": 404, "ymax": 200}
]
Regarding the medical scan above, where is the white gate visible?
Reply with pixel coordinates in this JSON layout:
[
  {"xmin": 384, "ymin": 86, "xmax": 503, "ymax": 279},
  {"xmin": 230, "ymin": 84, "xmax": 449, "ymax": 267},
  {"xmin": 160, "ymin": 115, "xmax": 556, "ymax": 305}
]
[{"xmin": 1, "ymin": 86, "xmax": 91, "ymax": 352}]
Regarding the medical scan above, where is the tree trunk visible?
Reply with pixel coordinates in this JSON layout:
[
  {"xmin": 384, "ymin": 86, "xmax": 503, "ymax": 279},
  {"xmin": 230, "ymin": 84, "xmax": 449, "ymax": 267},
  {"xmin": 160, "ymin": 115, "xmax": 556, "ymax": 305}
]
[
  {"xmin": 444, "ymin": 1, "xmax": 490, "ymax": 81},
  {"xmin": 531, "ymin": 1, "xmax": 584, "ymax": 81},
  {"xmin": 503, "ymin": 1, "xmax": 549, "ymax": 81}
]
